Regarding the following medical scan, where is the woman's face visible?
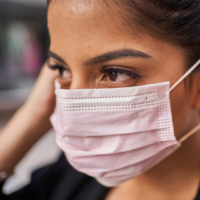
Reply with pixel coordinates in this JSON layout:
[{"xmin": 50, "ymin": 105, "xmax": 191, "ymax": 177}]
[{"xmin": 47, "ymin": 1, "xmax": 200, "ymax": 140}]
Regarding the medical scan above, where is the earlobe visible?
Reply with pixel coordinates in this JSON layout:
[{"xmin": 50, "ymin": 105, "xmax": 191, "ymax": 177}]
[
  {"xmin": 193, "ymin": 92, "xmax": 200, "ymax": 109},
  {"xmin": 192, "ymin": 72, "xmax": 200, "ymax": 110}
]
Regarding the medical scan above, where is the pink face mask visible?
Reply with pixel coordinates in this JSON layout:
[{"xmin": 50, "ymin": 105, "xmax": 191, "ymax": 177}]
[{"xmin": 50, "ymin": 59, "xmax": 200, "ymax": 187}]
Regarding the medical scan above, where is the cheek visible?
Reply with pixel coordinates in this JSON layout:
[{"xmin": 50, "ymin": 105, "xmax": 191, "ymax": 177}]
[{"xmin": 170, "ymin": 82, "xmax": 193, "ymax": 140}]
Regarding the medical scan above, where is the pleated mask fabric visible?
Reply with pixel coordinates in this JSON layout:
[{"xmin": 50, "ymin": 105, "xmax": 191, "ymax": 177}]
[{"xmin": 50, "ymin": 59, "xmax": 200, "ymax": 187}]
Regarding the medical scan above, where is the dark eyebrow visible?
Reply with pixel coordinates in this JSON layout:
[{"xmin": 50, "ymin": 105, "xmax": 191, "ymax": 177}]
[
  {"xmin": 84, "ymin": 48, "xmax": 152, "ymax": 66},
  {"xmin": 48, "ymin": 51, "xmax": 67, "ymax": 64},
  {"xmin": 48, "ymin": 48, "xmax": 152, "ymax": 66}
]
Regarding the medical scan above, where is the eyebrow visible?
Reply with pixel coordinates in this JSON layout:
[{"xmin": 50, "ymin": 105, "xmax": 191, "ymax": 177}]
[
  {"xmin": 48, "ymin": 48, "xmax": 152, "ymax": 66},
  {"xmin": 48, "ymin": 51, "xmax": 67, "ymax": 64},
  {"xmin": 84, "ymin": 49, "xmax": 152, "ymax": 66}
]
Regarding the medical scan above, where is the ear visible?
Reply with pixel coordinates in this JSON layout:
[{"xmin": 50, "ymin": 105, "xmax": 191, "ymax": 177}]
[{"xmin": 192, "ymin": 71, "xmax": 200, "ymax": 109}]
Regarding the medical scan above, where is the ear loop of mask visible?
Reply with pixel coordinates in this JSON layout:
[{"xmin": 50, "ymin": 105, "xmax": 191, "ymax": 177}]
[
  {"xmin": 169, "ymin": 59, "xmax": 200, "ymax": 92},
  {"xmin": 168, "ymin": 59, "xmax": 200, "ymax": 143}
]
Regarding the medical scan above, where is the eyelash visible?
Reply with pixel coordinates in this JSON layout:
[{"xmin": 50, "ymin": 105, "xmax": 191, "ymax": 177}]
[
  {"xmin": 100, "ymin": 67, "xmax": 139, "ymax": 79},
  {"xmin": 47, "ymin": 63, "xmax": 68, "ymax": 76},
  {"xmin": 47, "ymin": 58, "xmax": 139, "ymax": 81}
]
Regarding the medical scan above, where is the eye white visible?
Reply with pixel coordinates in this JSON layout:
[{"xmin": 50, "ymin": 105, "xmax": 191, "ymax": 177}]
[
  {"xmin": 115, "ymin": 73, "xmax": 131, "ymax": 81},
  {"xmin": 62, "ymin": 70, "xmax": 72, "ymax": 78}
]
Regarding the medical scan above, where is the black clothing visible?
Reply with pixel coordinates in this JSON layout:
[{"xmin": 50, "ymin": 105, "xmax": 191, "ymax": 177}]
[
  {"xmin": 1, "ymin": 153, "xmax": 200, "ymax": 200},
  {"xmin": 0, "ymin": 154, "xmax": 109, "ymax": 200}
]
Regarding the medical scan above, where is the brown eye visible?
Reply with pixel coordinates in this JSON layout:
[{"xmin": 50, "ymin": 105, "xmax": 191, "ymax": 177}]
[
  {"xmin": 108, "ymin": 69, "xmax": 118, "ymax": 81},
  {"xmin": 100, "ymin": 67, "xmax": 139, "ymax": 83}
]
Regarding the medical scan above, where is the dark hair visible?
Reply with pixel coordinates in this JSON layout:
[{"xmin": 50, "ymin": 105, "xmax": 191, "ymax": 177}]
[{"xmin": 47, "ymin": 0, "xmax": 200, "ymax": 67}]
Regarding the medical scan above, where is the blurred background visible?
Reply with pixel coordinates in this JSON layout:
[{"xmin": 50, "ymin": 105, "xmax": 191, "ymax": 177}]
[
  {"xmin": 0, "ymin": 0, "xmax": 60, "ymax": 195},
  {"xmin": 0, "ymin": 0, "xmax": 49, "ymax": 110}
]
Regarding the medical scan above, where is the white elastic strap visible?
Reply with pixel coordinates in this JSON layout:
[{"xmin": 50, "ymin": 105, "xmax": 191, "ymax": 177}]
[
  {"xmin": 169, "ymin": 59, "xmax": 200, "ymax": 92},
  {"xmin": 179, "ymin": 124, "xmax": 200, "ymax": 143},
  {"xmin": 170, "ymin": 59, "xmax": 200, "ymax": 142}
]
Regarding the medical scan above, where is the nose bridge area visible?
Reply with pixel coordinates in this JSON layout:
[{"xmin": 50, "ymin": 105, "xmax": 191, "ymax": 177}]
[
  {"xmin": 70, "ymin": 79, "xmax": 87, "ymax": 90},
  {"xmin": 70, "ymin": 73, "xmax": 94, "ymax": 90}
]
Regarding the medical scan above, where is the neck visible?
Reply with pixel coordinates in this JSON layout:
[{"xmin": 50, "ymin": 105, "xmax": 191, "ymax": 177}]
[
  {"xmin": 129, "ymin": 129, "xmax": 200, "ymax": 200},
  {"xmin": 106, "ymin": 113, "xmax": 200, "ymax": 200}
]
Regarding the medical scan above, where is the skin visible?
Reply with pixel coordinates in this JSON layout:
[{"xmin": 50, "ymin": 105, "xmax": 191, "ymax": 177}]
[
  {"xmin": 0, "ymin": 0, "xmax": 200, "ymax": 199},
  {"xmin": 0, "ymin": 66, "xmax": 58, "ymax": 173},
  {"xmin": 48, "ymin": 1, "xmax": 200, "ymax": 200}
]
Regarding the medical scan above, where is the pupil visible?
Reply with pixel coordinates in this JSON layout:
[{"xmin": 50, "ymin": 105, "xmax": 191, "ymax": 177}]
[
  {"xmin": 59, "ymin": 69, "xmax": 63, "ymax": 76},
  {"xmin": 108, "ymin": 70, "xmax": 118, "ymax": 81}
]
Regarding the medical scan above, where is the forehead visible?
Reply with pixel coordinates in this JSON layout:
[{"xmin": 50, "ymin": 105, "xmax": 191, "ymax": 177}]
[
  {"xmin": 47, "ymin": 1, "xmax": 133, "ymax": 61},
  {"xmin": 47, "ymin": 0, "xmax": 182, "ymax": 65},
  {"xmin": 48, "ymin": 0, "xmax": 130, "ymax": 43}
]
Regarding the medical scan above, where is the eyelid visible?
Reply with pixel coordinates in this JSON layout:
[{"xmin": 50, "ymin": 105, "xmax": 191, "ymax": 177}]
[
  {"xmin": 100, "ymin": 66, "xmax": 140, "ymax": 76},
  {"xmin": 46, "ymin": 57, "xmax": 71, "ymax": 77},
  {"xmin": 47, "ymin": 57, "xmax": 69, "ymax": 70}
]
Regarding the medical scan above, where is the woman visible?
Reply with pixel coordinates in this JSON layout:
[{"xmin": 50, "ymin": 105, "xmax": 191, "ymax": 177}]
[{"xmin": 1, "ymin": 0, "xmax": 200, "ymax": 199}]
